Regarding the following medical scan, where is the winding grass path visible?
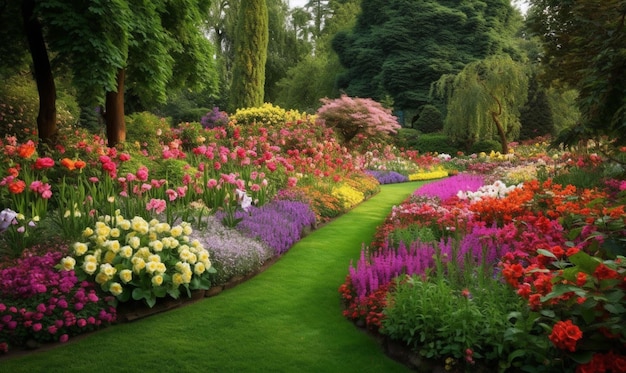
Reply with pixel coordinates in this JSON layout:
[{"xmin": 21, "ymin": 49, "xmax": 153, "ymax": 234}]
[{"xmin": 1, "ymin": 181, "xmax": 424, "ymax": 373}]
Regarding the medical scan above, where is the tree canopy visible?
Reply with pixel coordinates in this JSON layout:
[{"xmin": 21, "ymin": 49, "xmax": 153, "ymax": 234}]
[
  {"xmin": 527, "ymin": 0, "xmax": 626, "ymax": 146},
  {"xmin": 333, "ymin": 0, "xmax": 523, "ymax": 111}
]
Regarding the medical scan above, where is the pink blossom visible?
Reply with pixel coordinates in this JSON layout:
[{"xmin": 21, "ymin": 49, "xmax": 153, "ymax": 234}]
[
  {"xmin": 146, "ymin": 198, "xmax": 167, "ymax": 214},
  {"xmin": 119, "ymin": 153, "xmax": 131, "ymax": 161},
  {"xmin": 59, "ymin": 334, "xmax": 69, "ymax": 343},
  {"xmin": 207, "ymin": 179, "xmax": 218, "ymax": 188},
  {"xmin": 136, "ymin": 166, "xmax": 149, "ymax": 181},
  {"xmin": 166, "ymin": 189, "xmax": 177, "ymax": 201}
]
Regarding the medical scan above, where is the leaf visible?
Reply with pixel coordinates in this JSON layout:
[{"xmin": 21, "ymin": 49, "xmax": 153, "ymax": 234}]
[
  {"xmin": 568, "ymin": 252, "xmax": 600, "ymax": 274},
  {"xmin": 537, "ymin": 248, "xmax": 557, "ymax": 259}
]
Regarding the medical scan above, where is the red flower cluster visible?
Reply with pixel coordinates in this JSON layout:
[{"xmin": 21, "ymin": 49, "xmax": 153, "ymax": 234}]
[{"xmin": 549, "ymin": 320, "xmax": 583, "ymax": 352}]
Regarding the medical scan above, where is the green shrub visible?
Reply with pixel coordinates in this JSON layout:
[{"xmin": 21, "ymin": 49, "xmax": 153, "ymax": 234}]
[
  {"xmin": 469, "ymin": 140, "xmax": 502, "ymax": 154},
  {"xmin": 173, "ymin": 121, "xmax": 207, "ymax": 150},
  {"xmin": 393, "ymin": 128, "xmax": 420, "ymax": 149},
  {"xmin": 414, "ymin": 104, "xmax": 443, "ymax": 133},
  {"xmin": 388, "ymin": 225, "xmax": 436, "ymax": 248},
  {"xmin": 125, "ymin": 112, "xmax": 171, "ymax": 156},
  {"xmin": 415, "ymin": 133, "xmax": 460, "ymax": 154}
]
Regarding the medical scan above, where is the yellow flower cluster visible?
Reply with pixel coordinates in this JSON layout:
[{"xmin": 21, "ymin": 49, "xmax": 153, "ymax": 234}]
[
  {"xmin": 331, "ymin": 184, "xmax": 365, "ymax": 210},
  {"xmin": 504, "ymin": 164, "xmax": 538, "ymax": 184},
  {"xmin": 61, "ymin": 213, "xmax": 213, "ymax": 303},
  {"xmin": 232, "ymin": 103, "xmax": 287, "ymax": 127},
  {"xmin": 408, "ymin": 168, "xmax": 449, "ymax": 181}
]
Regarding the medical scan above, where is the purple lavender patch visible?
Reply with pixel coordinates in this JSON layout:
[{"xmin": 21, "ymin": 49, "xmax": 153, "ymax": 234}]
[{"xmin": 365, "ymin": 170, "xmax": 409, "ymax": 184}]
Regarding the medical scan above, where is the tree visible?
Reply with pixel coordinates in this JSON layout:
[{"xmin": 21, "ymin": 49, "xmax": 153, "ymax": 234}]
[
  {"xmin": 229, "ymin": 0, "xmax": 269, "ymax": 112},
  {"xmin": 433, "ymin": 55, "xmax": 528, "ymax": 153},
  {"xmin": 333, "ymin": 0, "xmax": 523, "ymax": 111},
  {"xmin": 527, "ymin": 0, "xmax": 626, "ymax": 146}
]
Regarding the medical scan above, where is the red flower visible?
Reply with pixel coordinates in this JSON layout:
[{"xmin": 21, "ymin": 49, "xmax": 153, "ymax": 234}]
[
  {"xmin": 17, "ymin": 140, "xmax": 36, "ymax": 159},
  {"xmin": 549, "ymin": 320, "xmax": 582, "ymax": 352},
  {"xmin": 594, "ymin": 263, "xmax": 620, "ymax": 281},
  {"xmin": 8, "ymin": 179, "xmax": 26, "ymax": 194},
  {"xmin": 74, "ymin": 160, "xmax": 86, "ymax": 169}
]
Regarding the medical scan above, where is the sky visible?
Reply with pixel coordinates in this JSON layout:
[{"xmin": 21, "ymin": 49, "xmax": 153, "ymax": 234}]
[{"xmin": 288, "ymin": 0, "xmax": 529, "ymax": 14}]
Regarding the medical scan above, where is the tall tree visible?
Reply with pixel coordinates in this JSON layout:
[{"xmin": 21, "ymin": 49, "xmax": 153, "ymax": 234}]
[
  {"xmin": 433, "ymin": 55, "xmax": 528, "ymax": 153},
  {"xmin": 334, "ymin": 0, "xmax": 523, "ymax": 112},
  {"xmin": 229, "ymin": 0, "xmax": 269, "ymax": 111},
  {"xmin": 527, "ymin": 0, "xmax": 626, "ymax": 146}
]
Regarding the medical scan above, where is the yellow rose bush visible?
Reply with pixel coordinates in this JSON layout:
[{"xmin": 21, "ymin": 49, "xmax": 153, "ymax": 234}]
[{"xmin": 60, "ymin": 212, "xmax": 215, "ymax": 307}]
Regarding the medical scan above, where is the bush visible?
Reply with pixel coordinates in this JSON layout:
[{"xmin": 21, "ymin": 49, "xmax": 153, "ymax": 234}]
[
  {"xmin": 316, "ymin": 95, "xmax": 401, "ymax": 145},
  {"xmin": 469, "ymin": 140, "xmax": 502, "ymax": 154},
  {"xmin": 125, "ymin": 112, "xmax": 171, "ymax": 156},
  {"xmin": 415, "ymin": 134, "xmax": 460, "ymax": 154},
  {"xmin": 232, "ymin": 103, "xmax": 287, "ymax": 126},
  {"xmin": 201, "ymin": 107, "xmax": 230, "ymax": 129},
  {"xmin": 393, "ymin": 128, "xmax": 420, "ymax": 149},
  {"xmin": 414, "ymin": 105, "xmax": 443, "ymax": 133}
]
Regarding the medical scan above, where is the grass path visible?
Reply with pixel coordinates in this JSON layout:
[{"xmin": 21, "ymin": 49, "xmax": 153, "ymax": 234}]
[{"xmin": 1, "ymin": 181, "xmax": 423, "ymax": 373}]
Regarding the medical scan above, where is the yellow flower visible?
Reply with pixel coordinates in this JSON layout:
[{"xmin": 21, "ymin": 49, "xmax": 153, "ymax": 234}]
[
  {"xmin": 82, "ymin": 261, "xmax": 97, "ymax": 275},
  {"xmin": 109, "ymin": 282, "xmax": 123, "ymax": 296},
  {"xmin": 60, "ymin": 256, "xmax": 76, "ymax": 271},
  {"xmin": 136, "ymin": 247, "xmax": 150, "ymax": 258},
  {"xmin": 132, "ymin": 257, "xmax": 146, "ymax": 273},
  {"xmin": 149, "ymin": 240, "xmax": 164, "ymax": 252},
  {"xmin": 100, "ymin": 263, "xmax": 117, "ymax": 277},
  {"xmin": 194, "ymin": 262, "xmax": 206, "ymax": 275},
  {"xmin": 82, "ymin": 227, "xmax": 94, "ymax": 237},
  {"xmin": 179, "ymin": 248, "xmax": 192, "ymax": 262},
  {"xmin": 117, "ymin": 219, "xmax": 131, "ymax": 231},
  {"xmin": 106, "ymin": 240, "xmax": 121, "ymax": 253},
  {"xmin": 110, "ymin": 228, "xmax": 121, "ymax": 238},
  {"xmin": 73, "ymin": 242, "xmax": 88, "ymax": 256},
  {"xmin": 148, "ymin": 254, "xmax": 161, "ymax": 263},
  {"xmin": 155, "ymin": 223, "xmax": 170, "ymax": 234},
  {"xmin": 151, "ymin": 275, "xmax": 164, "ymax": 287},
  {"xmin": 120, "ymin": 245, "xmax": 133, "ymax": 258},
  {"xmin": 128, "ymin": 236, "xmax": 141, "ymax": 249},
  {"xmin": 119, "ymin": 269, "xmax": 133, "ymax": 283},
  {"xmin": 156, "ymin": 263, "xmax": 166, "ymax": 273},
  {"xmin": 103, "ymin": 250, "xmax": 116, "ymax": 264},
  {"xmin": 172, "ymin": 273, "xmax": 184, "ymax": 286},
  {"xmin": 146, "ymin": 261, "xmax": 159, "ymax": 274},
  {"xmin": 95, "ymin": 272, "xmax": 109, "ymax": 284},
  {"xmin": 131, "ymin": 216, "xmax": 149, "ymax": 234},
  {"xmin": 84, "ymin": 254, "xmax": 98, "ymax": 263},
  {"xmin": 170, "ymin": 225, "xmax": 183, "ymax": 237},
  {"xmin": 182, "ymin": 224, "xmax": 192, "ymax": 236}
]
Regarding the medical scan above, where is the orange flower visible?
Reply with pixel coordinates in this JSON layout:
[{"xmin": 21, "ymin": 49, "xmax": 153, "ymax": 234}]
[
  {"xmin": 74, "ymin": 160, "xmax": 86, "ymax": 169},
  {"xmin": 61, "ymin": 158, "xmax": 76, "ymax": 170},
  {"xmin": 7, "ymin": 167, "xmax": 19, "ymax": 177},
  {"xmin": 8, "ymin": 179, "xmax": 26, "ymax": 194},
  {"xmin": 16, "ymin": 140, "xmax": 36, "ymax": 159}
]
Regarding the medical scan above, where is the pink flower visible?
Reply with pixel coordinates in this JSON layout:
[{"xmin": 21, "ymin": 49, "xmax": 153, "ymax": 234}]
[
  {"xmin": 59, "ymin": 334, "xmax": 69, "ymax": 343},
  {"xmin": 166, "ymin": 189, "xmax": 178, "ymax": 201},
  {"xmin": 32, "ymin": 323, "xmax": 42, "ymax": 332},
  {"xmin": 207, "ymin": 179, "xmax": 218, "ymax": 188},
  {"xmin": 34, "ymin": 157, "xmax": 55, "ymax": 170},
  {"xmin": 146, "ymin": 198, "xmax": 167, "ymax": 214},
  {"xmin": 77, "ymin": 318, "xmax": 87, "ymax": 328},
  {"xmin": 136, "ymin": 166, "xmax": 149, "ymax": 181},
  {"xmin": 287, "ymin": 177, "xmax": 298, "ymax": 188},
  {"xmin": 119, "ymin": 153, "xmax": 131, "ymax": 162}
]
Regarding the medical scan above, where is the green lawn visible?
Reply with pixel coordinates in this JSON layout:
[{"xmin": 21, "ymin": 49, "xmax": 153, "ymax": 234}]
[{"xmin": 0, "ymin": 181, "xmax": 423, "ymax": 373}]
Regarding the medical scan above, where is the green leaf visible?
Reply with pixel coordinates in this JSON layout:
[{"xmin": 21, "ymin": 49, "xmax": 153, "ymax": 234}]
[
  {"xmin": 537, "ymin": 248, "xmax": 557, "ymax": 259},
  {"xmin": 568, "ymin": 252, "xmax": 600, "ymax": 274}
]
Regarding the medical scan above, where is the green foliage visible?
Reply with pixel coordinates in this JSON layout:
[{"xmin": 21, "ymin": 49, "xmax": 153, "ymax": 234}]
[
  {"xmin": 125, "ymin": 112, "xmax": 171, "ymax": 156},
  {"xmin": 334, "ymin": 0, "xmax": 523, "ymax": 110},
  {"xmin": 388, "ymin": 225, "xmax": 436, "ymax": 248},
  {"xmin": 519, "ymin": 77, "xmax": 554, "ymax": 140},
  {"xmin": 383, "ymin": 275, "xmax": 526, "ymax": 365},
  {"xmin": 415, "ymin": 134, "xmax": 460, "ymax": 154},
  {"xmin": 0, "ymin": 74, "xmax": 77, "ymax": 142},
  {"xmin": 546, "ymin": 87, "xmax": 580, "ymax": 135},
  {"xmin": 393, "ymin": 128, "xmax": 420, "ymax": 150},
  {"xmin": 173, "ymin": 122, "xmax": 206, "ymax": 151},
  {"xmin": 528, "ymin": 0, "xmax": 626, "ymax": 146},
  {"xmin": 414, "ymin": 105, "xmax": 443, "ymax": 133},
  {"xmin": 469, "ymin": 140, "xmax": 503, "ymax": 155},
  {"xmin": 433, "ymin": 54, "xmax": 528, "ymax": 153},
  {"xmin": 229, "ymin": 0, "xmax": 269, "ymax": 111}
]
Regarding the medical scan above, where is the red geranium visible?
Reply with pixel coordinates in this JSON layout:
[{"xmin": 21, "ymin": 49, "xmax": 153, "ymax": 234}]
[{"xmin": 549, "ymin": 320, "xmax": 583, "ymax": 352}]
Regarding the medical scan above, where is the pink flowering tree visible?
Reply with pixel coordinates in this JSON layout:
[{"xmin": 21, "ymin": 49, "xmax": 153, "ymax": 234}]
[{"xmin": 316, "ymin": 95, "xmax": 401, "ymax": 144}]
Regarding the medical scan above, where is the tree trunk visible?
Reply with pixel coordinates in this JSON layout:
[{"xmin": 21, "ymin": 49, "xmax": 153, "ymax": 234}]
[
  {"xmin": 490, "ymin": 95, "xmax": 509, "ymax": 154},
  {"xmin": 105, "ymin": 69, "xmax": 127, "ymax": 148},
  {"xmin": 22, "ymin": 0, "xmax": 58, "ymax": 145}
]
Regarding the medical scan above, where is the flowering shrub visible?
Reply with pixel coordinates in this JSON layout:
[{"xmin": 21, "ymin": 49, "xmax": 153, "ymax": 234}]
[
  {"xmin": 231, "ymin": 103, "xmax": 288, "ymax": 127},
  {"xmin": 316, "ymin": 95, "xmax": 401, "ymax": 144},
  {"xmin": 0, "ymin": 249, "xmax": 116, "ymax": 353},
  {"xmin": 189, "ymin": 216, "xmax": 273, "ymax": 286},
  {"xmin": 331, "ymin": 184, "xmax": 365, "ymax": 210},
  {"xmin": 61, "ymin": 213, "xmax": 215, "ymax": 308},
  {"xmin": 200, "ymin": 107, "xmax": 230, "ymax": 129},
  {"xmin": 407, "ymin": 168, "xmax": 449, "ymax": 181},
  {"xmin": 365, "ymin": 170, "xmax": 408, "ymax": 184}
]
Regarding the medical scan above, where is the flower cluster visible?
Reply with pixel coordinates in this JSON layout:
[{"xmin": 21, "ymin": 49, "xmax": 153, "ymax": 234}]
[
  {"xmin": 0, "ymin": 250, "xmax": 116, "ymax": 353},
  {"xmin": 61, "ymin": 213, "xmax": 215, "ymax": 307}
]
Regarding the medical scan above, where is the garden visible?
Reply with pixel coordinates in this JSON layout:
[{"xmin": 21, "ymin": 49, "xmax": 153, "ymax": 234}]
[{"xmin": 0, "ymin": 97, "xmax": 624, "ymax": 373}]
